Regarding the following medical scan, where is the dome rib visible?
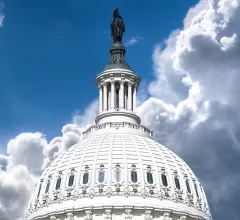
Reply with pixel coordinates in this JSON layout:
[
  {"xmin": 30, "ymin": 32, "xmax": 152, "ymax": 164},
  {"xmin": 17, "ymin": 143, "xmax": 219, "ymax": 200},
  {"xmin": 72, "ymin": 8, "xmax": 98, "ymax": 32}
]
[
  {"xmin": 63, "ymin": 139, "xmax": 81, "ymax": 191},
  {"xmin": 169, "ymin": 150, "xmax": 186, "ymax": 194},
  {"xmin": 107, "ymin": 134, "xmax": 115, "ymax": 188},
  {"xmin": 139, "ymin": 136, "xmax": 161, "ymax": 192},
  {"xmin": 75, "ymin": 137, "xmax": 98, "ymax": 193},
  {"xmin": 130, "ymin": 135, "xmax": 145, "ymax": 189},
  {"xmin": 121, "ymin": 133, "xmax": 128, "ymax": 187},
  {"xmin": 161, "ymin": 144, "xmax": 179, "ymax": 197},
  {"xmin": 91, "ymin": 135, "xmax": 107, "ymax": 189}
]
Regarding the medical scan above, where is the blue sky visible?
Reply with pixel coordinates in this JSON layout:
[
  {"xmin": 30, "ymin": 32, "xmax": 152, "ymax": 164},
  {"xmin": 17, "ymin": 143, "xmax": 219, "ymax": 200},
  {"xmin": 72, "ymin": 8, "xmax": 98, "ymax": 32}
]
[
  {"xmin": 2, "ymin": 1, "xmax": 240, "ymax": 220},
  {"xmin": 0, "ymin": 0, "xmax": 198, "ymax": 152}
]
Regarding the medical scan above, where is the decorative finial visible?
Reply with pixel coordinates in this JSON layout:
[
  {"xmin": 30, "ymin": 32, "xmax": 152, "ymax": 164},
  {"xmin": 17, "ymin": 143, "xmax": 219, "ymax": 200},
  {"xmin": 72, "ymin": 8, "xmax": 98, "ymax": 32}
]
[{"xmin": 110, "ymin": 8, "xmax": 125, "ymax": 42}]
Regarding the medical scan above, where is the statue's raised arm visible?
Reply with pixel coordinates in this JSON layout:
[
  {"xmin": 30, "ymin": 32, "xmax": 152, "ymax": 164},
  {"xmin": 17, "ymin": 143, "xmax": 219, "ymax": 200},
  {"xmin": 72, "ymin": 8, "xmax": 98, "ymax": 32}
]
[{"xmin": 110, "ymin": 8, "xmax": 125, "ymax": 42}]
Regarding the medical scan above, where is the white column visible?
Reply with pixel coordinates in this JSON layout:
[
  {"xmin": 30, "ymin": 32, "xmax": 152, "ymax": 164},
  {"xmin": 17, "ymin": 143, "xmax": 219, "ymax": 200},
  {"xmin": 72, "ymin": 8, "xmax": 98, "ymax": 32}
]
[
  {"xmin": 125, "ymin": 87, "xmax": 127, "ymax": 110},
  {"xmin": 110, "ymin": 81, "xmax": 115, "ymax": 109},
  {"xmin": 99, "ymin": 85, "xmax": 103, "ymax": 113},
  {"xmin": 103, "ymin": 83, "xmax": 108, "ymax": 111},
  {"xmin": 119, "ymin": 81, "xmax": 124, "ymax": 109},
  {"xmin": 127, "ymin": 82, "xmax": 132, "ymax": 111},
  {"xmin": 133, "ymin": 86, "xmax": 137, "ymax": 112},
  {"xmin": 108, "ymin": 86, "xmax": 111, "ymax": 110}
]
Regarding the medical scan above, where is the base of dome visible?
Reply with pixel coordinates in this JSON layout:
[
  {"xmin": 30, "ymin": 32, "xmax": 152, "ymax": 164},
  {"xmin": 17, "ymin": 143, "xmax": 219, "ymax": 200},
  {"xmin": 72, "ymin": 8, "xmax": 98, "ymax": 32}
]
[{"xmin": 27, "ymin": 196, "xmax": 211, "ymax": 220}]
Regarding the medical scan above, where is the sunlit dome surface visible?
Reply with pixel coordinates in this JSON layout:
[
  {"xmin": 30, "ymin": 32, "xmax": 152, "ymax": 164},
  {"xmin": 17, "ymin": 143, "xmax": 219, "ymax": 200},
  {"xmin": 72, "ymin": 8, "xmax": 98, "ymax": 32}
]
[{"xmin": 27, "ymin": 132, "xmax": 211, "ymax": 220}]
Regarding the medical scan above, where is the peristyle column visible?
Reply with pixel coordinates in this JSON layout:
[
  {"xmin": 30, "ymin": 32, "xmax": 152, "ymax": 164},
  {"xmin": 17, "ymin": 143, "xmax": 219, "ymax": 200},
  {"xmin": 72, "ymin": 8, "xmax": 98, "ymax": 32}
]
[
  {"xmin": 103, "ymin": 83, "xmax": 108, "ymax": 111},
  {"xmin": 127, "ymin": 82, "xmax": 133, "ymax": 111},
  {"xmin": 119, "ymin": 81, "xmax": 125, "ymax": 109},
  {"xmin": 133, "ymin": 85, "xmax": 137, "ymax": 112},
  {"xmin": 99, "ymin": 85, "xmax": 103, "ymax": 113},
  {"xmin": 110, "ymin": 81, "xmax": 115, "ymax": 109}
]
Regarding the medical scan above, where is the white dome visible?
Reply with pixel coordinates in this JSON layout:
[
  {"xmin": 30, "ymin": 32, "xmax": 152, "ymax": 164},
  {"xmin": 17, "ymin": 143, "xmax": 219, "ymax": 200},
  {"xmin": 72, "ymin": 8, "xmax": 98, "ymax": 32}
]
[
  {"xmin": 27, "ymin": 129, "xmax": 211, "ymax": 220},
  {"xmin": 26, "ymin": 11, "xmax": 213, "ymax": 220}
]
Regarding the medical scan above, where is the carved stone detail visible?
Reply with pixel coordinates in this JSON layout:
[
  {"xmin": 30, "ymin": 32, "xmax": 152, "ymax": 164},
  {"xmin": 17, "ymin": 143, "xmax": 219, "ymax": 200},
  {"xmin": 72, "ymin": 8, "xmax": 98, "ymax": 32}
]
[
  {"xmin": 144, "ymin": 210, "xmax": 153, "ymax": 220},
  {"xmin": 125, "ymin": 209, "xmax": 133, "ymax": 220},
  {"xmin": 160, "ymin": 213, "xmax": 172, "ymax": 220},
  {"xmin": 84, "ymin": 210, "xmax": 93, "ymax": 220},
  {"xmin": 104, "ymin": 209, "xmax": 112, "ymax": 220},
  {"xmin": 65, "ymin": 213, "xmax": 74, "ymax": 220}
]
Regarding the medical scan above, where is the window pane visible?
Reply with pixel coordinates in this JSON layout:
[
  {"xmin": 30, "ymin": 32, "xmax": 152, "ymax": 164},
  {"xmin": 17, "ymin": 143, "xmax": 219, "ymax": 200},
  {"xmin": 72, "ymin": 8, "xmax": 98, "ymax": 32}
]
[
  {"xmin": 186, "ymin": 180, "xmax": 191, "ymax": 193},
  {"xmin": 98, "ymin": 171, "xmax": 105, "ymax": 183},
  {"xmin": 56, "ymin": 178, "xmax": 61, "ymax": 190},
  {"xmin": 45, "ymin": 181, "xmax": 50, "ymax": 194},
  {"xmin": 147, "ymin": 172, "xmax": 153, "ymax": 184},
  {"xmin": 68, "ymin": 174, "xmax": 74, "ymax": 187},
  {"xmin": 115, "ymin": 170, "xmax": 121, "ymax": 183},
  {"xmin": 194, "ymin": 184, "xmax": 199, "ymax": 198},
  {"xmin": 174, "ymin": 177, "xmax": 181, "ymax": 190},
  {"xmin": 131, "ymin": 171, "xmax": 138, "ymax": 183},
  {"xmin": 37, "ymin": 185, "xmax": 42, "ymax": 198},
  {"xmin": 83, "ymin": 172, "xmax": 89, "ymax": 184},
  {"xmin": 161, "ymin": 174, "xmax": 168, "ymax": 186}
]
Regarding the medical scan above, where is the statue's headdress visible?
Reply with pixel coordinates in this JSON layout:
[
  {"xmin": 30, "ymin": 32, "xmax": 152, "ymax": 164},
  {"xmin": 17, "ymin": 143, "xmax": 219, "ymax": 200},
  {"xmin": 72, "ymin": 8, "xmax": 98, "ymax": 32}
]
[{"xmin": 113, "ymin": 8, "xmax": 119, "ymax": 17}]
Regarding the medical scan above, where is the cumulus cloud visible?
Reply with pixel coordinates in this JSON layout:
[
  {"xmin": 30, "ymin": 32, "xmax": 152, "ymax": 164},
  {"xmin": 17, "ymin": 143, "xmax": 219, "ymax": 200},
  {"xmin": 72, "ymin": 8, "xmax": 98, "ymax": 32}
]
[
  {"xmin": 0, "ymin": 1, "xmax": 5, "ymax": 27},
  {"xmin": 73, "ymin": 99, "xmax": 99, "ymax": 129},
  {"xmin": 139, "ymin": 0, "xmax": 240, "ymax": 219},
  {"xmin": 7, "ymin": 133, "xmax": 47, "ymax": 176},
  {"xmin": 125, "ymin": 36, "xmax": 143, "ymax": 47},
  {"xmin": 0, "ymin": 100, "xmax": 98, "ymax": 220},
  {"xmin": 0, "ymin": 133, "xmax": 46, "ymax": 220},
  {"xmin": 0, "ymin": 155, "xmax": 8, "ymax": 170}
]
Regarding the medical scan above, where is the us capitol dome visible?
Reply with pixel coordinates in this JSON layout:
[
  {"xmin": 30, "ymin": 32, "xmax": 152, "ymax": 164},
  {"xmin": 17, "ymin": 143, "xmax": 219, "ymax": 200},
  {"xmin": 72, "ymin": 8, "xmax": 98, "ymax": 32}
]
[{"xmin": 26, "ymin": 9, "xmax": 212, "ymax": 220}]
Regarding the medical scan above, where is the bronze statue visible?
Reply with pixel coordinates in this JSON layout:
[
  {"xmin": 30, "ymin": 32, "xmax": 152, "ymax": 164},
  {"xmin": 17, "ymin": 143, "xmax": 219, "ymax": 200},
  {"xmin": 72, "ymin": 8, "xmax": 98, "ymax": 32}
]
[{"xmin": 110, "ymin": 9, "xmax": 125, "ymax": 42}]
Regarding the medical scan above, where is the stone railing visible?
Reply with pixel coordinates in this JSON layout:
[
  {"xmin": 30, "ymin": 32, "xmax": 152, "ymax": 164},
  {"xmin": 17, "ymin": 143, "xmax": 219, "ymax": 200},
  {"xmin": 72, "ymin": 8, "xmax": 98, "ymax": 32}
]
[{"xmin": 83, "ymin": 122, "xmax": 153, "ymax": 138}]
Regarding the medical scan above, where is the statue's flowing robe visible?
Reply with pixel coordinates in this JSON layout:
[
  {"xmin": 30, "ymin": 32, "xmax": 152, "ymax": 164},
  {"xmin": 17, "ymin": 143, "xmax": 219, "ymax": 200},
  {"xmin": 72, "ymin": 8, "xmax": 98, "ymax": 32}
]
[{"xmin": 111, "ymin": 17, "xmax": 125, "ymax": 42}]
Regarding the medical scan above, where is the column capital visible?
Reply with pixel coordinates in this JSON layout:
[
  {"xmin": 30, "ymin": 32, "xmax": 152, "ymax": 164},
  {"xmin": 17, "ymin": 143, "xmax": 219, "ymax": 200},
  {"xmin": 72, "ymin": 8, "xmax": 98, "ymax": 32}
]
[
  {"xmin": 98, "ymin": 85, "xmax": 103, "ymax": 90},
  {"xmin": 128, "ymin": 81, "xmax": 134, "ymax": 87},
  {"xmin": 120, "ymin": 80, "xmax": 125, "ymax": 85},
  {"xmin": 103, "ymin": 82, "xmax": 108, "ymax": 87},
  {"xmin": 133, "ymin": 85, "xmax": 138, "ymax": 90}
]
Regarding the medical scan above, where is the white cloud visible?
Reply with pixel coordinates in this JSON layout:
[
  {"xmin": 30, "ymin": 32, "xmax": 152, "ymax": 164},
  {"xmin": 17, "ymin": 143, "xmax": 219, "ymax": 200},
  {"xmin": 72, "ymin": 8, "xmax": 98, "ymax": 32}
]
[
  {"xmin": 7, "ymin": 133, "xmax": 47, "ymax": 176},
  {"xmin": 73, "ymin": 99, "xmax": 99, "ymax": 129},
  {"xmin": 0, "ymin": 1, "xmax": 5, "ymax": 27},
  {"xmin": 0, "ymin": 133, "xmax": 46, "ymax": 220},
  {"xmin": 125, "ymin": 36, "xmax": 143, "ymax": 47},
  {"xmin": 0, "ymin": 100, "xmax": 98, "ymax": 220},
  {"xmin": 0, "ymin": 155, "xmax": 8, "ymax": 170},
  {"xmin": 138, "ymin": 0, "xmax": 240, "ymax": 219}
]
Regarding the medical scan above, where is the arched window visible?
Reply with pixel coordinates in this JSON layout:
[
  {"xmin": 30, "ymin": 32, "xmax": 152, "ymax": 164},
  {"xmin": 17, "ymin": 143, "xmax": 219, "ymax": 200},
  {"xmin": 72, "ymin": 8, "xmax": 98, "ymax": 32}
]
[
  {"xmin": 37, "ymin": 185, "xmax": 42, "ymax": 198},
  {"xmin": 68, "ymin": 174, "xmax": 75, "ymax": 187},
  {"xmin": 186, "ymin": 179, "xmax": 191, "ymax": 193},
  {"xmin": 147, "ymin": 172, "xmax": 153, "ymax": 184},
  {"xmin": 161, "ymin": 174, "xmax": 168, "ymax": 187},
  {"xmin": 115, "ymin": 169, "xmax": 121, "ymax": 183},
  {"xmin": 174, "ymin": 176, "xmax": 181, "ymax": 190},
  {"xmin": 194, "ymin": 183, "xmax": 199, "ymax": 198},
  {"xmin": 55, "ymin": 178, "xmax": 61, "ymax": 190},
  {"xmin": 45, "ymin": 181, "xmax": 50, "ymax": 194},
  {"xmin": 98, "ymin": 171, "xmax": 105, "ymax": 183},
  {"xmin": 83, "ymin": 172, "xmax": 89, "ymax": 185},
  {"xmin": 131, "ymin": 170, "xmax": 138, "ymax": 183}
]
